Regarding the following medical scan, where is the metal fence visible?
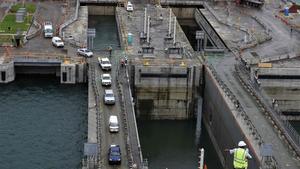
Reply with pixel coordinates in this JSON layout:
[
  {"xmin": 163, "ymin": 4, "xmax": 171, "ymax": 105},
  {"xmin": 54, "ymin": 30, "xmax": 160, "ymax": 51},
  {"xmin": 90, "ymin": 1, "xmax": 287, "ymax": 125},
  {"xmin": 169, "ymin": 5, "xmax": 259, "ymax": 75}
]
[
  {"xmin": 235, "ymin": 62, "xmax": 300, "ymax": 157},
  {"xmin": 206, "ymin": 64, "xmax": 281, "ymax": 169}
]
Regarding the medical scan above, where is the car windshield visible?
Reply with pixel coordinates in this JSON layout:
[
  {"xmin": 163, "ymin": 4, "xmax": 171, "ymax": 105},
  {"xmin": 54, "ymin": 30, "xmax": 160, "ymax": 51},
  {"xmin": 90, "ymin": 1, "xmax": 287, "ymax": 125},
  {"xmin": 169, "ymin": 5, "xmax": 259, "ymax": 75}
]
[
  {"xmin": 110, "ymin": 151, "xmax": 120, "ymax": 156},
  {"xmin": 106, "ymin": 94, "xmax": 114, "ymax": 97},
  {"xmin": 45, "ymin": 29, "xmax": 52, "ymax": 33},
  {"xmin": 128, "ymin": 4, "xmax": 132, "ymax": 7},
  {"xmin": 85, "ymin": 49, "xmax": 91, "ymax": 52},
  {"xmin": 103, "ymin": 76, "xmax": 110, "ymax": 80},
  {"xmin": 102, "ymin": 61, "xmax": 110, "ymax": 64},
  {"xmin": 56, "ymin": 40, "xmax": 62, "ymax": 43}
]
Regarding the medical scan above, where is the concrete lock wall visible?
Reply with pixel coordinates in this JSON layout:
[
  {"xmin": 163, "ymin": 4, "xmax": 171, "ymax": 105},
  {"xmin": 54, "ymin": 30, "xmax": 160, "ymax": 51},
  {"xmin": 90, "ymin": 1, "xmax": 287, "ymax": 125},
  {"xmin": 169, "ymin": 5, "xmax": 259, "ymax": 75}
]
[
  {"xmin": 172, "ymin": 8, "xmax": 195, "ymax": 19},
  {"xmin": 202, "ymin": 66, "xmax": 260, "ymax": 169},
  {"xmin": 0, "ymin": 61, "xmax": 15, "ymax": 83},
  {"xmin": 76, "ymin": 63, "xmax": 87, "ymax": 83},
  {"xmin": 61, "ymin": 63, "xmax": 76, "ymax": 84},
  {"xmin": 134, "ymin": 65, "xmax": 199, "ymax": 119},
  {"xmin": 88, "ymin": 6, "xmax": 115, "ymax": 16}
]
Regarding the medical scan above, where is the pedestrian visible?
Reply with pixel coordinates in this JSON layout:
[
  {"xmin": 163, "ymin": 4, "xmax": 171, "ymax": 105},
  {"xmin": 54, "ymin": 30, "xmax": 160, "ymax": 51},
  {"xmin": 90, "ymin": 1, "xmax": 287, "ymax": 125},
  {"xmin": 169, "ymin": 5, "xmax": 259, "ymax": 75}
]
[{"xmin": 224, "ymin": 141, "xmax": 252, "ymax": 169}]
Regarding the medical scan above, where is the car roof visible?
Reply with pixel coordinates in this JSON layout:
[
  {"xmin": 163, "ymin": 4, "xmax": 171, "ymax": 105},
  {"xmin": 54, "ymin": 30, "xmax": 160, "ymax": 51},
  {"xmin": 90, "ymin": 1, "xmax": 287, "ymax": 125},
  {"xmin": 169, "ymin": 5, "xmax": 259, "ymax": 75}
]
[
  {"xmin": 103, "ymin": 74, "xmax": 111, "ymax": 77},
  {"xmin": 105, "ymin": 89, "xmax": 113, "ymax": 94},
  {"xmin": 101, "ymin": 58, "xmax": 110, "ymax": 61},
  {"xmin": 79, "ymin": 48, "xmax": 88, "ymax": 50},
  {"xmin": 52, "ymin": 37, "xmax": 61, "ymax": 40},
  {"xmin": 110, "ymin": 144, "xmax": 120, "ymax": 151}
]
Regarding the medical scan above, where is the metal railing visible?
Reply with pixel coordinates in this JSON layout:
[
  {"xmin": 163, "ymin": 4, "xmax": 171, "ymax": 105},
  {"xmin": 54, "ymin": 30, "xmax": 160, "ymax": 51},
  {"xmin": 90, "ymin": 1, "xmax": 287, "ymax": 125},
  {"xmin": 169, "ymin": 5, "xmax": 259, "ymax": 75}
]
[
  {"xmin": 235, "ymin": 62, "xmax": 300, "ymax": 158},
  {"xmin": 206, "ymin": 64, "xmax": 281, "ymax": 169},
  {"xmin": 89, "ymin": 64, "xmax": 103, "ymax": 169}
]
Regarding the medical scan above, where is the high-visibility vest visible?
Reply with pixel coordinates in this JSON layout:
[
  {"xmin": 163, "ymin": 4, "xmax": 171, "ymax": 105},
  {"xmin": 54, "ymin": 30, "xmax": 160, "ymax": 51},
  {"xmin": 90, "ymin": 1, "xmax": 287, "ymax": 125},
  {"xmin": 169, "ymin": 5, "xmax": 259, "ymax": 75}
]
[{"xmin": 233, "ymin": 148, "xmax": 247, "ymax": 168}]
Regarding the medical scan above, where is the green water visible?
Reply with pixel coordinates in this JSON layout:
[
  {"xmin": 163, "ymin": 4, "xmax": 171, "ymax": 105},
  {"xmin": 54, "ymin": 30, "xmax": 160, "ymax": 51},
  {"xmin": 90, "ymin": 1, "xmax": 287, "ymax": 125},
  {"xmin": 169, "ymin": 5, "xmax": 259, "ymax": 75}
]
[
  {"xmin": 88, "ymin": 15, "xmax": 120, "ymax": 50},
  {"xmin": 0, "ymin": 75, "xmax": 87, "ymax": 169},
  {"xmin": 138, "ymin": 119, "xmax": 223, "ymax": 169}
]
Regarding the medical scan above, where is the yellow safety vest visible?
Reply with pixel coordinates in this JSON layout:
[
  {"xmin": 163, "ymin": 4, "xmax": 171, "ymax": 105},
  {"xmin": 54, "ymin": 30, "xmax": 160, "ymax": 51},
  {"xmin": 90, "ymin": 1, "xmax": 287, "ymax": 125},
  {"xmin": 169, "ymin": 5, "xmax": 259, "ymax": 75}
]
[{"xmin": 233, "ymin": 148, "xmax": 247, "ymax": 169}]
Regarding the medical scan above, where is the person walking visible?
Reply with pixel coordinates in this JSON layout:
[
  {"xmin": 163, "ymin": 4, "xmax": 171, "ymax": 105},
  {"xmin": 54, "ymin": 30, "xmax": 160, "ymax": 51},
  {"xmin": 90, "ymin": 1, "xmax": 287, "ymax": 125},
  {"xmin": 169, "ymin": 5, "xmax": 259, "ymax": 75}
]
[{"xmin": 225, "ymin": 141, "xmax": 252, "ymax": 169}]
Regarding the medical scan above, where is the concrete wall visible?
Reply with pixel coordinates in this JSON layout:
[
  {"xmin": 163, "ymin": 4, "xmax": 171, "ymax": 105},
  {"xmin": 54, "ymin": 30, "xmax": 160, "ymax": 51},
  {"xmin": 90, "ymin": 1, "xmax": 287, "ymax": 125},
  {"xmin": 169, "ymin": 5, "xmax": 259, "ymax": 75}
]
[
  {"xmin": 133, "ymin": 65, "xmax": 201, "ymax": 119},
  {"xmin": 15, "ymin": 66, "xmax": 60, "ymax": 75},
  {"xmin": 0, "ymin": 61, "xmax": 15, "ymax": 83},
  {"xmin": 257, "ymin": 67, "xmax": 300, "ymax": 76},
  {"xmin": 202, "ymin": 66, "xmax": 260, "ymax": 169},
  {"xmin": 61, "ymin": 63, "xmax": 76, "ymax": 84},
  {"xmin": 88, "ymin": 6, "xmax": 115, "ymax": 16},
  {"xmin": 172, "ymin": 8, "xmax": 195, "ymax": 19},
  {"xmin": 76, "ymin": 63, "xmax": 87, "ymax": 83}
]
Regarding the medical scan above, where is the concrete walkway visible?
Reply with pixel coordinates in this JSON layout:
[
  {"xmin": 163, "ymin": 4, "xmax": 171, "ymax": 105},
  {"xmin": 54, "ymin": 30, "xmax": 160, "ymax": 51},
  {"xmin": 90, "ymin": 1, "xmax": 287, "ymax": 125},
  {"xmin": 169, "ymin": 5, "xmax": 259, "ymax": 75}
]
[{"xmin": 214, "ymin": 55, "xmax": 300, "ymax": 168}]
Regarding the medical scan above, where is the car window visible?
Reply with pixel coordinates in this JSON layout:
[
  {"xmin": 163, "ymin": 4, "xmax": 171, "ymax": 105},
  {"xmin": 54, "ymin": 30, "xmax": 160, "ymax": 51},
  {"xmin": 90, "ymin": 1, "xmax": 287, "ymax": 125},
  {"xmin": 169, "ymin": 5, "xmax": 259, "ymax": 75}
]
[
  {"xmin": 102, "ymin": 61, "xmax": 110, "ymax": 64},
  {"xmin": 106, "ymin": 93, "xmax": 114, "ymax": 97},
  {"xmin": 103, "ymin": 76, "xmax": 110, "ymax": 80},
  {"xmin": 110, "ymin": 151, "xmax": 120, "ymax": 156}
]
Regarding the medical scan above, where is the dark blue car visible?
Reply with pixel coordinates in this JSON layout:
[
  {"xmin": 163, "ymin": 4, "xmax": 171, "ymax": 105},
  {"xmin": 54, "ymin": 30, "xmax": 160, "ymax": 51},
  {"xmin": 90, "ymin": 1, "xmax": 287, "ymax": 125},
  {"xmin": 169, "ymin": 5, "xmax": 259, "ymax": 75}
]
[{"xmin": 108, "ymin": 144, "xmax": 121, "ymax": 165}]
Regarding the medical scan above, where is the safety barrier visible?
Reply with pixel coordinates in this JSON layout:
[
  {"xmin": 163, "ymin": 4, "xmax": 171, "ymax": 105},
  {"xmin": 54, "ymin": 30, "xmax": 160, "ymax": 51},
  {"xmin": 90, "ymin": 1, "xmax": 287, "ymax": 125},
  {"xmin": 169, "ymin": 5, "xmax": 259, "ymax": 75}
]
[
  {"xmin": 235, "ymin": 63, "xmax": 300, "ymax": 159},
  {"xmin": 89, "ymin": 64, "xmax": 103, "ymax": 169},
  {"xmin": 207, "ymin": 64, "xmax": 281, "ymax": 169}
]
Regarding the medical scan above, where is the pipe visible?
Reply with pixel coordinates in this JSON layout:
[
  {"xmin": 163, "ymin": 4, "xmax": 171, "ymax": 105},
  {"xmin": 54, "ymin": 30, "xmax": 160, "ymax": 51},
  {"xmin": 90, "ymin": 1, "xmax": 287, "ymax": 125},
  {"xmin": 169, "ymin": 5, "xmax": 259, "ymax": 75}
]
[
  {"xmin": 144, "ymin": 8, "xmax": 147, "ymax": 34},
  {"xmin": 147, "ymin": 16, "xmax": 150, "ymax": 44},
  {"xmin": 173, "ymin": 16, "xmax": 176, "ymax": 45},
  {"xmin": 168, "ymin": 8, "xmax": 172, "ymax": 36}
]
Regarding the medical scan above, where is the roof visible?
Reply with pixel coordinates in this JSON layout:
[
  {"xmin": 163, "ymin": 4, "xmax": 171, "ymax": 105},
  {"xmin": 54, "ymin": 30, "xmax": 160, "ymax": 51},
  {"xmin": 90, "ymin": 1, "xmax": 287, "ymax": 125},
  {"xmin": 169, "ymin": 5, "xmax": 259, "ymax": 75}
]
[
  {"xmin": 101, "ymin": 57, "xmax": 110, "ymax": 61},
  {"xmin": 109, "ymin": 115, "xmax": 118, "ymax": 122},
  {"xmin": 105, "ymin": 89, "xmax": 113, "ymax": 94},
  {"xmin": 102, "ymin": 74, "xmax": 111, "ymax": 77}
]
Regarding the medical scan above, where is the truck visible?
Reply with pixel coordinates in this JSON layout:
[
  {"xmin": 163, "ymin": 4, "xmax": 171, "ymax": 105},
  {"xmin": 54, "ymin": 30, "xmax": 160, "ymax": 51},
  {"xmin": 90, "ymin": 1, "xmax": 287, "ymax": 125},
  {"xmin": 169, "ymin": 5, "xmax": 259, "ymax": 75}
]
[{"xmin": 44, "ymin": 21, "xmax": 53, "ymax": 38}]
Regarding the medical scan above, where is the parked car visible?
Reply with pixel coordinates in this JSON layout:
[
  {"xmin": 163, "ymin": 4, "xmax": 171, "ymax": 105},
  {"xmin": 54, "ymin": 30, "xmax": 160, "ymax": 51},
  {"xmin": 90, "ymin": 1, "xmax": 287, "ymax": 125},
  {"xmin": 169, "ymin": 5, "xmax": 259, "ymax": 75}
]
[
  {"xmin": 52, "ymin": 37, "xmax": 64, "ymax": 48},
  {"xmin": 77, "ymin": 48, "xmax": 93, "ymax": 57},
  {"xmin": 126, "ymin": 1, "xmax": 133, "ymax": 12},
  {"xmin": 101, "ymin": 74, "xmax": 112, "ymax": 86},
  {"xmin": 98, "ymin": 57, "xmax": 112, "ymax": 70},
  {"xmin": 104, "ymin": 89, "xmax": 115, "ymax": 105},
  {"xmin": 108, "ymin": 144, "xmax": 121, "ymax": 165}
]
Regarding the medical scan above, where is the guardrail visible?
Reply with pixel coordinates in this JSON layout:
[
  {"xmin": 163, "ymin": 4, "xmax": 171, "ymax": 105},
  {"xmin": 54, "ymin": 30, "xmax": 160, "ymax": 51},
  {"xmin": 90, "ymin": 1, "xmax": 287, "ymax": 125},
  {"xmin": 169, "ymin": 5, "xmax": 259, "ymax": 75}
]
[
  {"xmin": 206, "ymin": 64, "xmax": 281, "ymax": 169},
  {"xmin": 235, "ymin": 62, "xmax": 300, "ymax": 158},
  {"xmin": 59, "ymin": 0, "xmax": 79, "ymax": 37},
  {"xmin": 89, "ymin": 64, "xmax": 103, "ymax": 169}
]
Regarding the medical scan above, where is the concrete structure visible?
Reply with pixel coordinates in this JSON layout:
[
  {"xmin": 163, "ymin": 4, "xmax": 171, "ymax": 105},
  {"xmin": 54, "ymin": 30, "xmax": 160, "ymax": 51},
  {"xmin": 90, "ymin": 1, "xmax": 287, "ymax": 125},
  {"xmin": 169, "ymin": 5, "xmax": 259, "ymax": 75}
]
[
  {"xmin": 116, "ymin": 5, "xmax": 202, "ymax": 119},
  {"xmin": 0, "ymin": 53, "xmax": 87, "ymax": 84},
  {"xmin": 0, "ymin": 60, "xmax": 15, "ymax": 83}
]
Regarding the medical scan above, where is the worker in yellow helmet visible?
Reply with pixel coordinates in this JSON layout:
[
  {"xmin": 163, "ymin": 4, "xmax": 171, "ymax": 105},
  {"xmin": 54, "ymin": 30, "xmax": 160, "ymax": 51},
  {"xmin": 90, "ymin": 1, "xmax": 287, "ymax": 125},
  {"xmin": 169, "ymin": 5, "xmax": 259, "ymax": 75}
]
[{"xmin": 225, "ymin": 141, "xmax": 252, "ymax": 169}]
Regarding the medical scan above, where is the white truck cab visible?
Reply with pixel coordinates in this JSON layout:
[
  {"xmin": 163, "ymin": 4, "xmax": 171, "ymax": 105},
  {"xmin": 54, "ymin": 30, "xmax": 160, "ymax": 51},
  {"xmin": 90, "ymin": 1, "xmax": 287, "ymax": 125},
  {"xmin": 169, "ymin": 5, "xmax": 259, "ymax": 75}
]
[
  {"xmin": 109, "ymin": 115, "xmax": 119, "ymax": 133},
  {"xmin": 44, "ymin": 21, "xmax": 53, "ymax": 38}
]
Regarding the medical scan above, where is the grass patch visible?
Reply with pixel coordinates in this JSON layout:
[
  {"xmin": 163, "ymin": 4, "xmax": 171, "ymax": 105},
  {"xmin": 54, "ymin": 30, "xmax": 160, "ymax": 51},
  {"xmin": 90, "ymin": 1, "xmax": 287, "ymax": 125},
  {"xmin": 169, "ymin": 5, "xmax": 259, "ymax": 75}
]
[
  {"xmin": 0, "ymin": 14, "xmax": 32, "ymax": 34},
  {"xmin": 0, "ymin": 34, "xmax": 13, "ymax": 45},
  {"xmin": 10, "ymin": 3, "xmax": 36, "ymax": 14}
]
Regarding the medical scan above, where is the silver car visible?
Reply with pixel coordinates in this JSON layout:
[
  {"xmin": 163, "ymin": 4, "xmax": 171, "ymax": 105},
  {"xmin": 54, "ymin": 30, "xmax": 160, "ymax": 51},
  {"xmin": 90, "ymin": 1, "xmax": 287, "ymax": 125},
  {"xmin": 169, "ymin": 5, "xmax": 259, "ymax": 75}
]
[
  {"xmin": 104, "ymin": 89, "xmax": 115, "ymax": 105},
  {"xmin": 101, "ymin": 74, "xmax": 112, "ymax": 86}
]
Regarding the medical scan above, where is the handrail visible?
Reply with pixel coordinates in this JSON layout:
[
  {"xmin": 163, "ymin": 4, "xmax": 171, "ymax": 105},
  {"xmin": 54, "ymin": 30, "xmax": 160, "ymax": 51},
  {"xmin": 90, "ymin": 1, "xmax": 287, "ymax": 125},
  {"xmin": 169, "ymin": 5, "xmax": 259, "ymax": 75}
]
[
  {"xmin": 206, "ymin": 63, "xmax": 281, "ymax": 169},
  {"xmin": 59, "ymin": 0, "xmax": 79, "ymax": 37}
]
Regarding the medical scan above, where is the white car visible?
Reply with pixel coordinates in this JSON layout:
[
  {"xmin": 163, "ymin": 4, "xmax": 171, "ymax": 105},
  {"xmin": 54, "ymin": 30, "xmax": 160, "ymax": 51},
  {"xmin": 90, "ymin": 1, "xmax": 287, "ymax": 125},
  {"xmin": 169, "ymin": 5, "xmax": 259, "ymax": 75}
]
[
  {"xmin": 101, "ymin": 74, "xmax": 112, "ymax": 86},
  {"xmin": 126, "ymin": 2, "xmax": 133, "ymax": 12},
  {"xmin": 104, "ymin": 89, "xmax": 115, "ymax": 105},
  {"xmin": 52, "ymin": 37, "xmax": 64, "ymax": 48},
  {"xmin": 98, "ymin": 57, "xmax": 112, "ymax": 70},
  {"xmin": 77, "ymin": 48, "xmax": 93, "ymax": 57}
]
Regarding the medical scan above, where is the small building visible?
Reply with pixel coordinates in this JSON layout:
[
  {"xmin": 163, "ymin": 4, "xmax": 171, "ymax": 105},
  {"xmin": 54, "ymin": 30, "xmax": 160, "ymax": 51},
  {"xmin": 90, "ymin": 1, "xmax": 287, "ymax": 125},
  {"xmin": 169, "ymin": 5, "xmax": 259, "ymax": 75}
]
[{"xmin": 288, "ymin": 3, "xmax": 300, "ymax": 13}]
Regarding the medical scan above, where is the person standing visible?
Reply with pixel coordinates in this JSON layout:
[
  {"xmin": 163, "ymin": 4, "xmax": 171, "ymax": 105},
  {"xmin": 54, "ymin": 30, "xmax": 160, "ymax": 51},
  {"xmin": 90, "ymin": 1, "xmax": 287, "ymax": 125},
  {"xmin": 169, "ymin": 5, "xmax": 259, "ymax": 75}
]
[{"xmin": 225, "ymin": 141, "xmax": 252, "ymax": 169}]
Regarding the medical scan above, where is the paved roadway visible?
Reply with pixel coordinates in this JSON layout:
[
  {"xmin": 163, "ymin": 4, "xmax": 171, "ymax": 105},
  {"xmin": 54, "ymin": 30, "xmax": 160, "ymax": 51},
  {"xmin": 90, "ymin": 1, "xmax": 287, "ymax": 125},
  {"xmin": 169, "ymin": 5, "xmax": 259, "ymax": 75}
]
[
  {"xmin": 242, "ymin": 6, "xmax": 300, "ymax": 58},
  {"xmin": 90, "ymin": 51, "xmax": 128, "ymax": 169},
  {"xmin": 15, "ymin": 1, "xmax": 68, "ymax": 54}
]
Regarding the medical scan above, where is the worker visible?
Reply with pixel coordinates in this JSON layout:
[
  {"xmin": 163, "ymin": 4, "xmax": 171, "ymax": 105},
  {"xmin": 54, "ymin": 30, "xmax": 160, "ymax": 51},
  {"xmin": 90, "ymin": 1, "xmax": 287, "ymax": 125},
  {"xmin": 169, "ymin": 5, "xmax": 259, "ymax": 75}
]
[{"xmin": 225, "ymin": 141, "xmax": 252, "ymax": 169}]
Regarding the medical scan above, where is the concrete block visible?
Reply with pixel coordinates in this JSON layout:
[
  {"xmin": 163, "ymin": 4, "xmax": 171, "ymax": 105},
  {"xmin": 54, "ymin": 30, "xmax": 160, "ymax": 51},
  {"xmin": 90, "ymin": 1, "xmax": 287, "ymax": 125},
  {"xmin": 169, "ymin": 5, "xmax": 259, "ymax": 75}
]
[
  {"xmin": 0, "ymin": 61, "xmax": 15, "ymax": 83},
  {"xmin": 61, "ymin": 63, "xmax": 76, "ymax": 84}
]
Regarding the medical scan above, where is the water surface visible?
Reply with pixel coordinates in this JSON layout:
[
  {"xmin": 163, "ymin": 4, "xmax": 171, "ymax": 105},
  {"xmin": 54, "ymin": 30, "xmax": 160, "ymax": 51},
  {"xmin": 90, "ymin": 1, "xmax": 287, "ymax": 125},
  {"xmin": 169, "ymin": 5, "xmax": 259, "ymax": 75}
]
[{"xmin": 0, "ymin": 76, "xmax": 87, "ymax": 169}]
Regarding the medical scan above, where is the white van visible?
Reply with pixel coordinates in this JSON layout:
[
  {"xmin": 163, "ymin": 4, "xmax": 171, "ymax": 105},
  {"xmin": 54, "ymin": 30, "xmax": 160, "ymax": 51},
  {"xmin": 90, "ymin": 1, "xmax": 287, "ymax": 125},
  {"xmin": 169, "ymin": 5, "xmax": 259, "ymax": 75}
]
[
  {"xmin": 109, "ymin": 115, "xmax": 119, "ymax": 133},
  {"xmin": 44, "ymin": 21, "xmax": 53, "ymax": 38}
]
